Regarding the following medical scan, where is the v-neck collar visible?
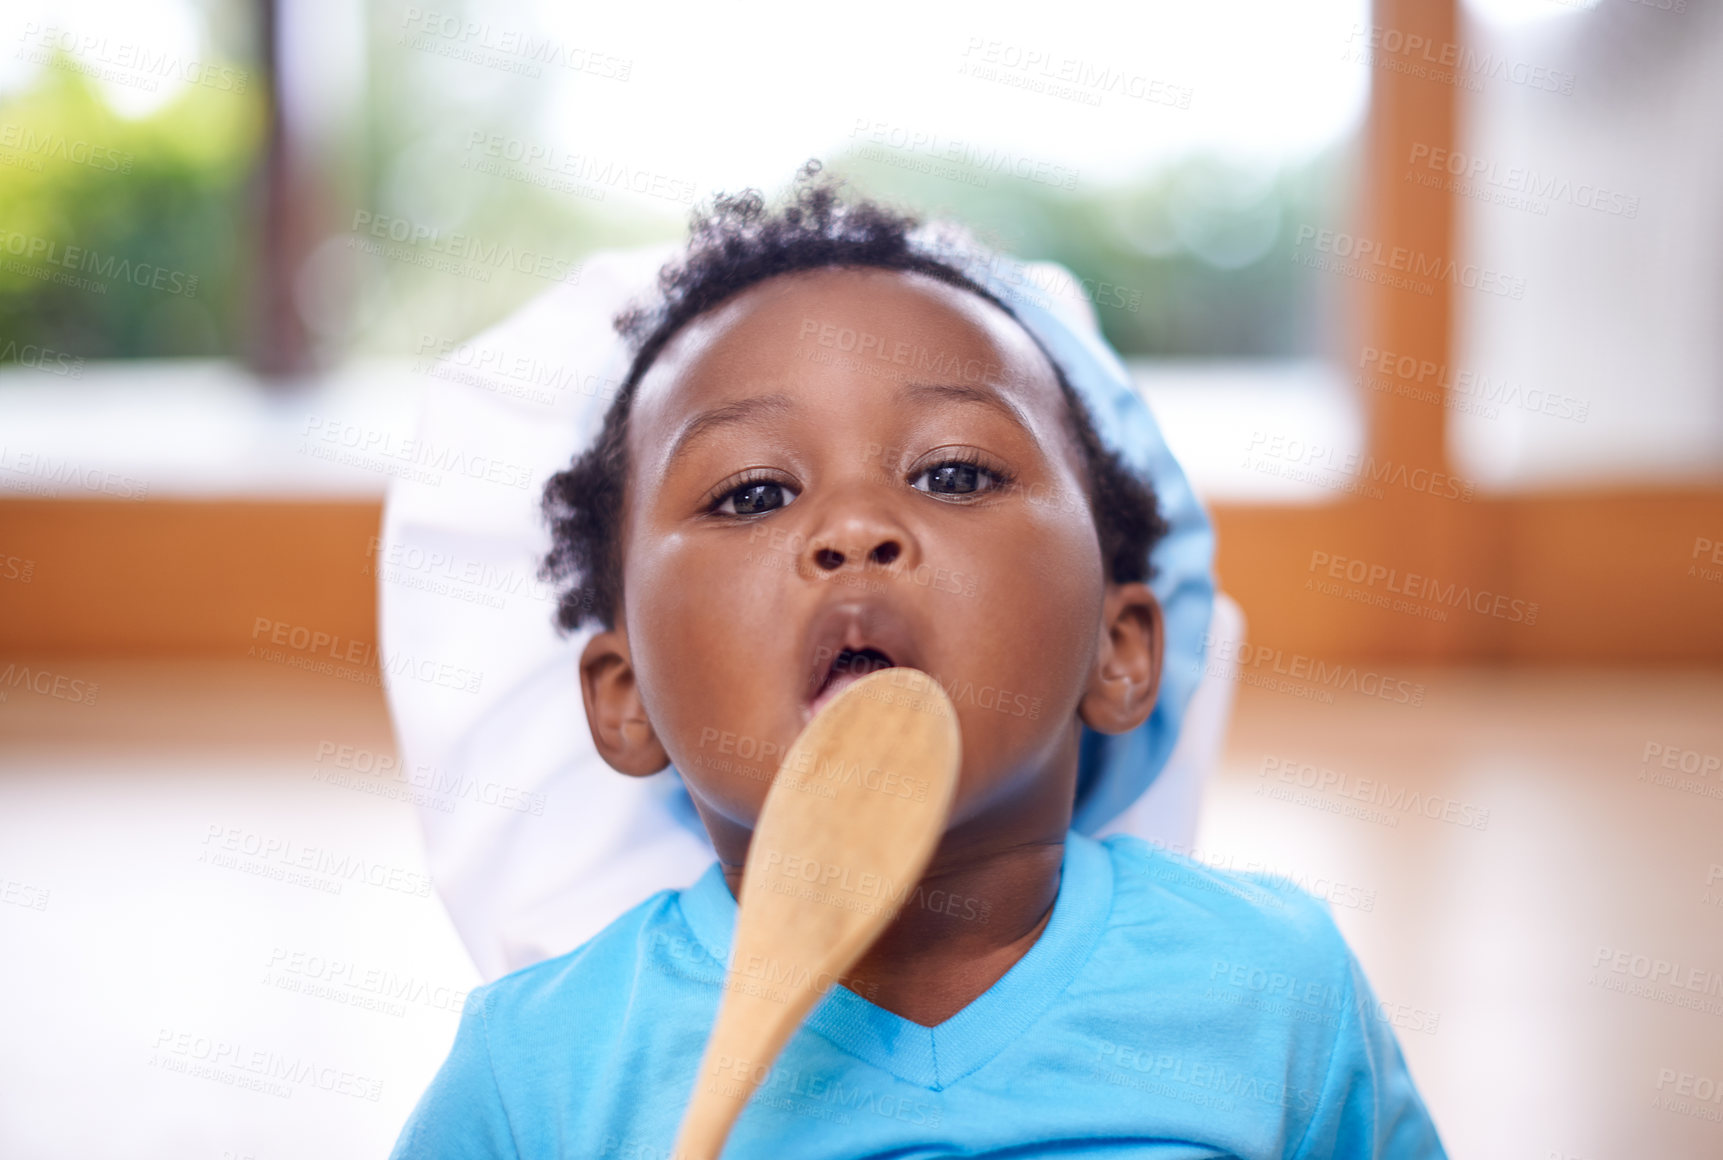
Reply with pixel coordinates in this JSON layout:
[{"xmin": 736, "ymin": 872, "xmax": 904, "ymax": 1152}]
[{"xmin": 675, "ymin": 832, "xmax": 1114, "ymax": 1091}]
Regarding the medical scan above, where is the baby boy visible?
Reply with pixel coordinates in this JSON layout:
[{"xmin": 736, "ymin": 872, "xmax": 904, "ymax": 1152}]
[{"xmin": 391, "ymin": 165, "xmax": 1446, "ymax": 1159}]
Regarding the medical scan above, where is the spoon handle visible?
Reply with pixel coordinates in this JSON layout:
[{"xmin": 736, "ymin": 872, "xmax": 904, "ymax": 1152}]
[
  {"xmin": 670, "ymin": 667, "xmax": 960, "ymax": 1160},
  {"xmin": 673, "ymin": 980, "xmax": 819, "ymax": 1160}
]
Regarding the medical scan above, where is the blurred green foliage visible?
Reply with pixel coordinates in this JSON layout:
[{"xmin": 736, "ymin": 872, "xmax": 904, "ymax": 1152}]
[
  {"xmin": 341, "ymin": 10, "xmax": 681, "ymax": 360},
  {"xmin": 349, "ymin": 5, "xmax": 1358, "ymax": 363},
  {"xmin": 337, "ymin": 136, "xmax": 1353, "ymax": 362},
  {"xmin": 828, "ymin": 147, "xmax": 1356, "ymax": 358},
  {"xmin": 0, "ymin": 29, "xmax": 1352, "ymax": 367},
  {"xmin": 0, "ymin": 54, "xmax": 261, "ymax": 362}
]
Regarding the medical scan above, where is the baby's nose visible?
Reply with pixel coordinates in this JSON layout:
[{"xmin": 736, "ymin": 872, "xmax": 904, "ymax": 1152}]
[{"xmin": 812, "ymin": 536, "xmax": 901, "ymax": 571}]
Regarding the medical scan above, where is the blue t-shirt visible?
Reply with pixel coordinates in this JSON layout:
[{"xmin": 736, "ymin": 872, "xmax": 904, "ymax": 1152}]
[{"xmin": 391, "ymin": 833, "xmax": 1445, "ymax": 1158}]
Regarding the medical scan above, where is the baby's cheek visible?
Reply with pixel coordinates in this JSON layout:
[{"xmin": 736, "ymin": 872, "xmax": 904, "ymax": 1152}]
[
  {"xmin": 657, "ymin": 671, "xmax": 795, "ymax": 830},
  {"xmin": 969, "ymin": 519, "xmax": 1102, "ymax": 689},
  {"xmin": 627, "ymin": 538, "xmax": 790, "ymax": 782},
  {"xmin": 629, "ymin": 532, "xmax": 768, "ymax": 679},
  {"xmin": 945, "ymin": 691, "xmax": 1077, "ymax": 827},
  {"xmin": 939, "ymin": 574, "xmax": 1096, "ymax": 804}
]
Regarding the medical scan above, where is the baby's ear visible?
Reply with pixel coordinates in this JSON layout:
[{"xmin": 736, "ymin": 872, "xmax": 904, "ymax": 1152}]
[
  {"xmin": 1077, "ymin": 582, "xmax": 1163, "ymax": 735},
  {"xmin": 579, "ymin": 628, "xmax": 671, "ymax": 776}
]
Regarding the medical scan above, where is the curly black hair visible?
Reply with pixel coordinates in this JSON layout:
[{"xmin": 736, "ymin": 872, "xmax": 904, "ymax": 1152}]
[{"xmin": 540, "ymin": 161, "xmax": 1168, "ymax": 634}]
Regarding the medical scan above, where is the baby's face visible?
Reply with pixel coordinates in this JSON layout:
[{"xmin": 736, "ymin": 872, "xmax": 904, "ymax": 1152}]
[{"xmin": 604, "ymin": 267, "xmax": 1135, "ymax": 841}]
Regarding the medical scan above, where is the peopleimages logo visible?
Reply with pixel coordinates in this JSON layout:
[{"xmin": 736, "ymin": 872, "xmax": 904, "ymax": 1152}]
[
  {"xmin": 348, "ymin": 211, "xmax": 583, "ymax": 285},
  {"xmin": 16, "ymin": 23, "xmax": 251, "ymax": 92},
  {"xmin": 1342, "ymin": 23, "xmax": 1576, "ymax": 95},
  {"xmin": 0, "ymin": 445, "xmax": 149, "ymax": 499},
  {"xmin": 1592, "ymin": 945, "xmax": 1723, "ymax": 999},
  {"xmin": 0, "ymin": 662, "xmax": 99, "ymax": 706},
  {"xmin": 1293, "ymin": 225, "xmax": 1526, "ymax": 299},
  {"xmin": 1094, "ymin": 1043, "xmax": 1321, "ymax": 1114},
  {"xmin": 0, "ymin": 339, "xmax": 83, "ymax": 377},
  {"xmin": 461, "ymin": 133, "xmax": 695, "ymax": 204},
  {"xmin": 1203, "ymin": 632, "xmax": 1426, "ymax": 707},
  {"xmin": 1259, "ymin": 756, "xmax": 1491, "ymax": 831},
  {"xmin": 398, "ymin": 8, "xmax": 632, "ymax": 80},
  {"xmin": 757, "ymin": 848, "xmax": 990, "ymax": 924},
  {"xmin": 150, "ymin": 1028, "xmax": 382, "ymax": 1102},
  {"xmin": 0, "ymin": 228, "xmax": 198, "ymax": 296},
  {"xmin": 0, "ymin": 123, "xmax": 134, "ymax": 172},
  {"xmin": 1356, "ymin": 346, "xmax": 1590, "ymax": 424},
  {"xmin": 849, "ymin": 119, "xmax": 1081, "ymax": 191},
  {"xmin": 1246, "ymin": 430, "xmax": 1476, "ymax": 502},
  {"xmin": 957, "ymin": 37, "xmax": 1193, "ymax": 109},
  {"xmin": 1307, "ymin": 550, "xmax": 1540, "ymax": 625},
  {"xmin": 1405, "ymin": 144, "xmax": 1639, "ymax": 218},
  {"xmin": 1654, "ymin": 1067, "xmax": 1723, "ymax": 1124}
]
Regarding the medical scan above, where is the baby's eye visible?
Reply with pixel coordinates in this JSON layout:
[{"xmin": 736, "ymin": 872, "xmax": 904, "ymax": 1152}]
[
  {"xmin": 912, "ymin": 460, "xmax": 1002, "ymax": 497},
  {"xmin": 716, "ymin": 480, "xmax": 797, "ymax": 516}
]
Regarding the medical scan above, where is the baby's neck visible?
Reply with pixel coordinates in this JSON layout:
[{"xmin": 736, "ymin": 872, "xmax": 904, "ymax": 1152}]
[
  {"xmin": 715, "ymin": 825, "xmax": 1068, "ymax": 1026},
  {"xmin": 847, "ymin": 835, "xmax": 1066, "ymax": 1026},
  {"xmin": 709, "ymin": 755, "xmax": 1080, "ymax": 1027}
]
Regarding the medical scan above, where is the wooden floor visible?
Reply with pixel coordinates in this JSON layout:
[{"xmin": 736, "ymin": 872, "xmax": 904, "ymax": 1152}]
[
  {"xmin": 1200, "ymin": 666, "xmax": 1723, "ymax": 1160},
  {"xmin": 2, "ymin": 658, "xmax": 1720, "ymax": 1159}
]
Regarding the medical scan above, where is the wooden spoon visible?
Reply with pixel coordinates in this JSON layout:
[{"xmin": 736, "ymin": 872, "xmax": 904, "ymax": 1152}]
[{"xmin": 671, "ymin": 666, "xmax": 961, "ymax": 1160}]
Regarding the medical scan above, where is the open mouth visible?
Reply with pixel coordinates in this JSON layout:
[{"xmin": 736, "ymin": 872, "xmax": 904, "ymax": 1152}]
[
  {"xmin": 807, "ymin": 646, "xmax": 897, "ymax": 718},
  {"xmin": 798, "ymin": 601, "xmax": 923, "ymax": 725}
]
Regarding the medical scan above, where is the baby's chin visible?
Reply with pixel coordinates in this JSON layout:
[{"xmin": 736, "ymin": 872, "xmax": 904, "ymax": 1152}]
[{"xmin": 674, "ymin": 714, "xmax": 1078, "ymax": 875}]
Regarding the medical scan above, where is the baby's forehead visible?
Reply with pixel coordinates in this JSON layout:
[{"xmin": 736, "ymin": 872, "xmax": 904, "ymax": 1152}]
[{"xmin": 629, "ymin": 267, "xmax": 1067, "ymax": 443}]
